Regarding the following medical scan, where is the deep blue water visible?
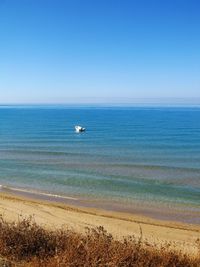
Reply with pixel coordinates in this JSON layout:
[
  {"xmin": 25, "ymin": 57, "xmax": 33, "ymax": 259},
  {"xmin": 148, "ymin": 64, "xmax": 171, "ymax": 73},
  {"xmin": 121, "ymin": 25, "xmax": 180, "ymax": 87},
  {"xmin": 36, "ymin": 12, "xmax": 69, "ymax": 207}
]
[{"xmin": 0, "ymin": 106, "xmax": 200, "ymax": 218}]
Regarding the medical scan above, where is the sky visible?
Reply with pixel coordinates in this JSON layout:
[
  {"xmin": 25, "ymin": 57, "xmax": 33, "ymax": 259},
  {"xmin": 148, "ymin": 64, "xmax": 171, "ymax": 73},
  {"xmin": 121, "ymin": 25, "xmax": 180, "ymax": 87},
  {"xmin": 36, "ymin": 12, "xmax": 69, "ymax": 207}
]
[{"xmin": 0, "ymin": 0, "xmax": 200, "ymax": 104}]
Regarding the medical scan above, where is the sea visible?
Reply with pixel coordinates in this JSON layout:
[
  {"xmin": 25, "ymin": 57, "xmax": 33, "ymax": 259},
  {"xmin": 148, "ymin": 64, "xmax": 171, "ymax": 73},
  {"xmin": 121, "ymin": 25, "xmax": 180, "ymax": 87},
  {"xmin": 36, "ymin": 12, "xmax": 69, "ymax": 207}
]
[{"xmin": 0, "ymin": 105, "xmax": 200, "ymax": 223}]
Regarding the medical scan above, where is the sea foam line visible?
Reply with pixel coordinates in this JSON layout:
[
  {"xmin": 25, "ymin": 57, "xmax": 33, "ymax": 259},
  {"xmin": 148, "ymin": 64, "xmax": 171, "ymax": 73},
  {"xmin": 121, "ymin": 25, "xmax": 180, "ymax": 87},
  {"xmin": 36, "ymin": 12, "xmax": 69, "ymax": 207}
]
[{"xmin": 0, "ymin": 185, "xmax": 78, "ymax": 201}]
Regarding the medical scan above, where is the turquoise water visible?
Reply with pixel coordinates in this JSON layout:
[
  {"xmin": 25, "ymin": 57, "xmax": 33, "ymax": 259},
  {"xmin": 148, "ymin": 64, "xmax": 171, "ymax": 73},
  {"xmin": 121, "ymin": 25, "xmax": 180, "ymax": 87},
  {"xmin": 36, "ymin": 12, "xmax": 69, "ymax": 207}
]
[{"xmin": 0, "ymin": 106, "xmax": 200, "ymax": 222}]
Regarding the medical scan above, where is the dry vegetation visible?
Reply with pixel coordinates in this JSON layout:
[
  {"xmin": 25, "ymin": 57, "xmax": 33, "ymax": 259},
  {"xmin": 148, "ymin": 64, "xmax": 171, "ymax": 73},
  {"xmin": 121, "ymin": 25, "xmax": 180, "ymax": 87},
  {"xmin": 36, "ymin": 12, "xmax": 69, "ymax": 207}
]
[{"xmin": 0, "ymin": 215, "xmax": 199, "ymax": 267}]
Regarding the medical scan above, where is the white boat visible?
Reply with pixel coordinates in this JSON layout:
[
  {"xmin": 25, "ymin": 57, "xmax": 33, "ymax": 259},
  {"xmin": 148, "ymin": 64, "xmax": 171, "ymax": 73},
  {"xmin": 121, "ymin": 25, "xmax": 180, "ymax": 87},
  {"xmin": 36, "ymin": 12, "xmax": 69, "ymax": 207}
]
[{"xmin": 75, "ymin": 125, "xmax": 86, "ymax": 132}]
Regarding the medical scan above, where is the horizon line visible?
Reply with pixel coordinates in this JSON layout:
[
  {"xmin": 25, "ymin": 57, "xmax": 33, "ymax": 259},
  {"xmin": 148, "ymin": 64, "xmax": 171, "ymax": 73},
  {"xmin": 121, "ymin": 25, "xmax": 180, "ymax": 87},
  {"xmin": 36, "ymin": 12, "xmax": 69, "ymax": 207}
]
[{"xmin": 0, "ymin": 97, "xmax": 200, "ymax": 106}]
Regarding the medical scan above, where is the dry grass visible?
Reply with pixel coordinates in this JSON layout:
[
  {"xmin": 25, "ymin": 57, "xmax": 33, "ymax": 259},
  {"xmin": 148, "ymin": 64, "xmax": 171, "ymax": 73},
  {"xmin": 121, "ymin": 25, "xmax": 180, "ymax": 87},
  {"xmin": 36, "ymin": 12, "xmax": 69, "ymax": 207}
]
[{"xmin": 0, "ymin": 215, "xmax": 199, "ymax": 267}]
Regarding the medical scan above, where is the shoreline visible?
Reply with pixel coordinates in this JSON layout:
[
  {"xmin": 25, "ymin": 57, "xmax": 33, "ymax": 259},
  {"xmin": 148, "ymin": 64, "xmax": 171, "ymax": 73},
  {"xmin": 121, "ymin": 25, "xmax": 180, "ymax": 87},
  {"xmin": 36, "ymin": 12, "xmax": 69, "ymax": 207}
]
[
  {"xmin": 1, "ymin": 184, "xmax": 200, "ymax": 225},
  {"xmin": 0, "ymin": 191, "xmax": 199, "ymax": 255}
]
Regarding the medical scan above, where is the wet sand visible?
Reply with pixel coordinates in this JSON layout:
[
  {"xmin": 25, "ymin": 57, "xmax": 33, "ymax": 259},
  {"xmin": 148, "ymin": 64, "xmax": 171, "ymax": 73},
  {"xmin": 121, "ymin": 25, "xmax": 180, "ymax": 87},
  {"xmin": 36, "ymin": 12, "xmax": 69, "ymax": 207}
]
[{"xmin": 0, "ymin": 192, "xmax": 199, "ymax": 255}]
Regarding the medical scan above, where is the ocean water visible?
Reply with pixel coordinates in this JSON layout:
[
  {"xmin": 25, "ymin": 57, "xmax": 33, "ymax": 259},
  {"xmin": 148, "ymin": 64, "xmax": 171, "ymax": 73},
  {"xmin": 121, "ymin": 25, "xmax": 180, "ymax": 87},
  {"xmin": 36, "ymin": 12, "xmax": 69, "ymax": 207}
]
[{"xmin": 0, "ymin": 105, "xmax": 200, "ymax": 222}]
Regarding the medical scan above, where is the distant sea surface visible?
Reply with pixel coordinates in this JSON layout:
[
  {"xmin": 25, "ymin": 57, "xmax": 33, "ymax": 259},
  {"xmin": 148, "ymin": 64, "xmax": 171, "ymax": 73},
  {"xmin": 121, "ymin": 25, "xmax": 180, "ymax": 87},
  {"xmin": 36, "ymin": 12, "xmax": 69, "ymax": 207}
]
[{"xmin": 0, "ymin": 105, "xmax": 200, "ymax": 223}]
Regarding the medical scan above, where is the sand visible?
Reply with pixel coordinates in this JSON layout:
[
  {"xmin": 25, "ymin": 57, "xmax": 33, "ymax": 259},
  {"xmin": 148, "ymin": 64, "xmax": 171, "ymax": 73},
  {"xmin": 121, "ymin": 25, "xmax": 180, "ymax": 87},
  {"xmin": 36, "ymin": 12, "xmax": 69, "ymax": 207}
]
[{"xmin": 0, "ymin": 192, "xmax": 199, "ymax": 255}]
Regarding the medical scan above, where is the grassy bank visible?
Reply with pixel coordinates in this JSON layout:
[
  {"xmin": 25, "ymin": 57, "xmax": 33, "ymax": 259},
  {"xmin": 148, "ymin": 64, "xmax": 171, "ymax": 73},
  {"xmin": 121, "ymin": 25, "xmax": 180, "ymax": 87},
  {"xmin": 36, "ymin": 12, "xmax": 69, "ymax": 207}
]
[{"xmin": 0, "ymin": 215, "xmax": 199, "ymax": 267}]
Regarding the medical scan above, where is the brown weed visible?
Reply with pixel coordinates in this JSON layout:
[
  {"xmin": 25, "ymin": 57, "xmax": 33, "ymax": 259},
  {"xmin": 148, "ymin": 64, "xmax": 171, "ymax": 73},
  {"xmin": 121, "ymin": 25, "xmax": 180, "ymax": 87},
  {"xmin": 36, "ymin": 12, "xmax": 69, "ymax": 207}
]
[{"xmin": 0, "ymin": 215, "xmax": 199, "ymax": 267}]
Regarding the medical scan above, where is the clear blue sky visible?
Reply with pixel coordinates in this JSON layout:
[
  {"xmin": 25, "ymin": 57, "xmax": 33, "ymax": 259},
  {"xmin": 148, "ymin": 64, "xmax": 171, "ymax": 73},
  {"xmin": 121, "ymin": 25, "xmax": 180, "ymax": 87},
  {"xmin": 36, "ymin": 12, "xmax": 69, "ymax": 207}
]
[{"xmin": 0, "ymin": 0, "xmax": 200, "ymax": 103}]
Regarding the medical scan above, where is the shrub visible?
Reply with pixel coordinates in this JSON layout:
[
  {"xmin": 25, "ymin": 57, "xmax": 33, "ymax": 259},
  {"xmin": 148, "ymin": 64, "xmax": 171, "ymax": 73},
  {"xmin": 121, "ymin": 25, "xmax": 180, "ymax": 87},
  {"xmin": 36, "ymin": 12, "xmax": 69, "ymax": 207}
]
[{"xmin": 0, "ymin": 215, "xmax": 199, "ymax": 267}]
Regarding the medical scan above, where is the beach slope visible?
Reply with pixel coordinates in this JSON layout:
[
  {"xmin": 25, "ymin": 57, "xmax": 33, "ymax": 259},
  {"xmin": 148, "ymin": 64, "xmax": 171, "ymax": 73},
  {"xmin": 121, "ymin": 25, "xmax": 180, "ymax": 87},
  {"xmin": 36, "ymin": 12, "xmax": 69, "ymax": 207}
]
[{"xmin": 0, "ymin": 192, "xmax": 199, "ymax": 255}]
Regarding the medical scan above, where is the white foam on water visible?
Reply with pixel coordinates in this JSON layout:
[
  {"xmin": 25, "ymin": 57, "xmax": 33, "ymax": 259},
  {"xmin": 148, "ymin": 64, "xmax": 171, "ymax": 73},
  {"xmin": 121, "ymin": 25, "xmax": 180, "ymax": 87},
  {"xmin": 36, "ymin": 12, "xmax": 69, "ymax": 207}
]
[{"xmin": 0, "ymin": 185, "xmax": 78, "ymax": 201}]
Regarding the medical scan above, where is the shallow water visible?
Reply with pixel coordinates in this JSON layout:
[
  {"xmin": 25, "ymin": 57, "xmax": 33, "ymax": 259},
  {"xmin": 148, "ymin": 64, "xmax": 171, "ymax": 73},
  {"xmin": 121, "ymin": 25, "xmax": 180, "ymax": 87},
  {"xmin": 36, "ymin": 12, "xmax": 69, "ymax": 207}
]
[{"xmin": 0, "ymin": 105, "xmax": 200, "ymax": 222}]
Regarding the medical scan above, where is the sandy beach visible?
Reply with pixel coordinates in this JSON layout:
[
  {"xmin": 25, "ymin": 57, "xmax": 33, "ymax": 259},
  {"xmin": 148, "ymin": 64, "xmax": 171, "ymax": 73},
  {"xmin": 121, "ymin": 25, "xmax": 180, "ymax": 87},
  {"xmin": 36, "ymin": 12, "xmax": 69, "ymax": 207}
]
[{"xmin": 0, "ymin": 192, "xmax": 199, "ymax": 255}]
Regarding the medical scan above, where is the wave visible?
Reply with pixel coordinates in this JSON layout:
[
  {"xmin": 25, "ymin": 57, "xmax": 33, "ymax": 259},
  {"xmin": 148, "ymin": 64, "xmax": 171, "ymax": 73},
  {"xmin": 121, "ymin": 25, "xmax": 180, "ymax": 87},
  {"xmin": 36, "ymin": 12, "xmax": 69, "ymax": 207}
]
[{"xmin": 0, "ymin": 184, "xmax": 78, "ymax": 201}]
